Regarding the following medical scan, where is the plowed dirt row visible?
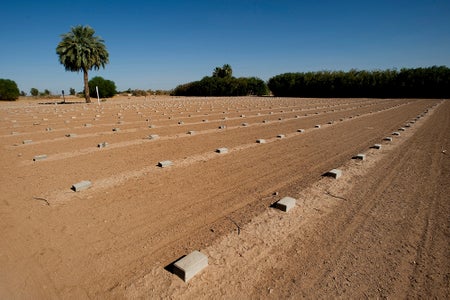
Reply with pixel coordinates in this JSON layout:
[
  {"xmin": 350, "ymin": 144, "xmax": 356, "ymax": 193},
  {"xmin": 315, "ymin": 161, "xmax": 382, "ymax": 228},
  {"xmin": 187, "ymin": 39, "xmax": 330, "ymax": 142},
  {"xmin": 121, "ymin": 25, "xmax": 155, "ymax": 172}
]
[{"xmin": 0, "ymin": 97, "xmax": 447, "ymax": 299}]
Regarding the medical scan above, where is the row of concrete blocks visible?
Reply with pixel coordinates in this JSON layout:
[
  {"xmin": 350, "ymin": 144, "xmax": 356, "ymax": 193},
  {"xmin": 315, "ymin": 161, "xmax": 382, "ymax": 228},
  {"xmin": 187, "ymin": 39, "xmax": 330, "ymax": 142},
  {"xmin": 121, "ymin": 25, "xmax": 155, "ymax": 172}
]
[{"xmin": 172, "ymin": 194, "xmax": 299, "ymax": 282}]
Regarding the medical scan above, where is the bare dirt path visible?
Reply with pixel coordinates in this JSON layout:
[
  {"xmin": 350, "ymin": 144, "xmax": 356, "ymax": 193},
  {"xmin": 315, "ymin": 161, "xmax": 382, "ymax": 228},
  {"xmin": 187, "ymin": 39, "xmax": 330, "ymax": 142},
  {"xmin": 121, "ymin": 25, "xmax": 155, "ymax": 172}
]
[{"xmin": 0, "ymin": 97, "xmax": 448, "ymax": 299}]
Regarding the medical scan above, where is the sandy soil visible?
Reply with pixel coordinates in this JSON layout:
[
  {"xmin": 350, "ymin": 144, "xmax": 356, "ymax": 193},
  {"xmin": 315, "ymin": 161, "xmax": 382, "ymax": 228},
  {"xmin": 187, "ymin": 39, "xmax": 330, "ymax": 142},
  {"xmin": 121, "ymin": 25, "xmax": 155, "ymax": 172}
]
[{"xmin": 0, "ymin": 96, "xmax": 448, "ymax": 299}]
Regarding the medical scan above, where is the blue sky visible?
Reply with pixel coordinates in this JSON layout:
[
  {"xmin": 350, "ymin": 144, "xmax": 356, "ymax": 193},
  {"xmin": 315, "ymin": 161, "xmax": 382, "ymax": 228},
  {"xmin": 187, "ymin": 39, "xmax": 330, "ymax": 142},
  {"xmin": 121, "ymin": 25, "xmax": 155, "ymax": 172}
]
[{"xmin": 1, "ymin": 0, "xmax": 449, "ymax": 94}]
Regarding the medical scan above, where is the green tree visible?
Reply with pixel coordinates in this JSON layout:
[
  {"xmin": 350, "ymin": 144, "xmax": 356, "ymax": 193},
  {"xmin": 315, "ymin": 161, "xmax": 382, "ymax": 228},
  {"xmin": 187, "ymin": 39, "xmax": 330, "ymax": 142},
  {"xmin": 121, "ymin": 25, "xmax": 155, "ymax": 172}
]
[
  {"xmin": 30, "ymin": 88, "xmax": 39, "ymax": 96},
  {"xmin": 88, "ymin": 76, "xmax": 117, "ymax": 98},
  {"xmin": 212, "ymin": 64, "xmax": 233, "ymax": 78},
  {"xmin": 69, "ymin": 88, "xmax": 76, "ymax": 95},
  {"xmin": 0, "ymin": 79, "xmax": 20, "ymax": 101},
  {"xmin": 56, "ymin": 25, "xmax": 109, "ymax": 103}
]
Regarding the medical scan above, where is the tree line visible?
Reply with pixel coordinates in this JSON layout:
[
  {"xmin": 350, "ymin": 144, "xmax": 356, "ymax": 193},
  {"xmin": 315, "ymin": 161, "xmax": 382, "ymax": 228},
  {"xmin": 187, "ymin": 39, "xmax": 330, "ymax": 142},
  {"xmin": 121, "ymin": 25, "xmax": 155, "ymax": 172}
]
[{"xmin": 267, "ymin": 66, "xmax": 450, "ymax": 98}]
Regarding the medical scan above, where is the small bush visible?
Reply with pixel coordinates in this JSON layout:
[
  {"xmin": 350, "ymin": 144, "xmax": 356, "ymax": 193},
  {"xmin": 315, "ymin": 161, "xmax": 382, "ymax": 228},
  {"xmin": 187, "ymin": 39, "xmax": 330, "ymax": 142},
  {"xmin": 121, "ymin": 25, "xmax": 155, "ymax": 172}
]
[
  {"xmin": 88, "ymin": 76, "xmax": 117, "ymax": 98},
  {"xmin": 0, "ymin": 79, "xmax": 20, "ymax": 100},
  {"xmin": 30, "ymin": 88, "xmax": 39, "ymax": 96}
]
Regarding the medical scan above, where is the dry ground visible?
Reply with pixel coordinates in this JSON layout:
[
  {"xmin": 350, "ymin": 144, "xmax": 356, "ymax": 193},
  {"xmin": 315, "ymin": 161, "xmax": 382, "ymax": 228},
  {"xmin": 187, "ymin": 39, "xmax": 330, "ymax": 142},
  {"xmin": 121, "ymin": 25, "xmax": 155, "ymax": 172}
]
[{"xmin": 0, "ymin": 96, "xmax": 448, "ymax": 299}]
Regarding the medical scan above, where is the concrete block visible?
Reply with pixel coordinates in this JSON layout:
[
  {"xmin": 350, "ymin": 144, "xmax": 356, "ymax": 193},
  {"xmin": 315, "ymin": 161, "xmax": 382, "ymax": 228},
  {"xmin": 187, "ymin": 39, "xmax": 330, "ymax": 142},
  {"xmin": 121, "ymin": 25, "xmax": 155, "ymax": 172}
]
[
  {"xmin": 97, "ymin": 142, "xmax": 109, "ymax": 148},
  {"xmin": 315, "ymin": 125, "xmax": 321, "ymax": 128},
  {"xmin": 326, "ymin": 169, "xmax": 342, "ymax": 179},
  {"xmin": 256, "ymin": 139, "xmax": 266, "ymax": 144},
  {"xmin": 218, "ymin": 125, "xmax": 226, "ymax": 129},
  {"xmin": 398, "ymin": 127, "xmax": 406, "ymax": 131},
  {"xmin": 178, "ymin": 121, "xmax": 184, "ymax": 125},
  {"xmin": 158, "ymin": 160, "xmax": 173, "ymax": 168},
  {"xmin": 173, "ymin": 250, "xmax": 208, "ymax": 282},
  {"xmin": 392, "ymin": 132, "xmax": 400, "ymax": 136},
  {"xmin": 353, "ymin": 154, "xmax": 366, "ymax": 160},
  {"xmin": 148, "ymin": 125, "xmax": 156, "ymax": 128},
  {"xmin": 148, "ymin": 134, "xmax": 159, "ymax": 140},
  {"xmin": 275, "ymin": 196, "xmax": 296, "ymax": 212},
  {"xmin": 46, "ymin": 128, "xmax": 52, "ymax": 131},
  {"xmin": 71, "ymin": 180, "xmax": 92, "ymax": 192},
  {"xmin": 22, "ymin": 140, "xmax": 32, "ymax": 144},
  {"xmin": 277, "ymin": 134, "xmax": 286, "ymax": 139},
  {"xmin": 383, "ymin": 137, "xmax": 393, "ymax": 141},
  {"xmin": 112, "ymin": 128, "xmax": 120, "ymax": 132},
  {"xmin": 66, "ymin": 133, "xmax": 77, "ymax": 137},
  {"xmin": 33, "ymin": 154, "xmax": 47, "ymax": 161},
  {"xmin": 84, "ymin": 123, "xmax": 92, "ymax": 127},
  {"xmin": 297, "ymin": 129, "xmax": 305, "ymax": 133},
  {"xmin": 187, "ymin": 131, "xmax": 195, "ymax": 135},
  {"xmin": 242, "ymin": 123, "xmax": 248, "ymax": 127},
  {"xmin": 262, "ymin": 120, "xmax": 268, "ymax": 123},
  {"xmin": 372, "ymin": 144, "xmax": 382, "ymax": 149},
  {"xmin": 216, "ymin": 147, "xmax": 228, "ymax": 154}
]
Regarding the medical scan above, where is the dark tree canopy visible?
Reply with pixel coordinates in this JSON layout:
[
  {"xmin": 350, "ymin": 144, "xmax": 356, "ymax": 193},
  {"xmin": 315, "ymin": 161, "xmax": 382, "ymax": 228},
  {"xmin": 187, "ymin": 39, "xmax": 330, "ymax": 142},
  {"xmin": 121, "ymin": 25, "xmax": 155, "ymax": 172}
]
[
  {"xmin": 56, "ymin": 25, "xmax": 109, "ymax": 103},
  {"xmin": 88, "ymin": 76, "xmax": 117, "ymax": 98},
  {"xmin": 173, "ymin": 64, "xmax": 268, "ymax": 96},
  {"xmin": 267, "ymin": 66, "xmax": 450, "ymax": 98},
  {"xmin": 0, "ymin": 79, "xmax": 20, "ymax": 101},
  {"xmin": 212, "ymin": 64, "xmax": 233, "ymax": 78}
]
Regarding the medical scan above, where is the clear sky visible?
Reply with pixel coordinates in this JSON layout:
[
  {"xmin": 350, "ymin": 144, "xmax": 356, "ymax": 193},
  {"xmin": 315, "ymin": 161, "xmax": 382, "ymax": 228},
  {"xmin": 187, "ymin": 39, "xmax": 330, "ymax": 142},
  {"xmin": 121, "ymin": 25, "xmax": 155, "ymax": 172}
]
[{"xmin": 1, "ymin": 0, "xmax": 449, "ymax": 94}]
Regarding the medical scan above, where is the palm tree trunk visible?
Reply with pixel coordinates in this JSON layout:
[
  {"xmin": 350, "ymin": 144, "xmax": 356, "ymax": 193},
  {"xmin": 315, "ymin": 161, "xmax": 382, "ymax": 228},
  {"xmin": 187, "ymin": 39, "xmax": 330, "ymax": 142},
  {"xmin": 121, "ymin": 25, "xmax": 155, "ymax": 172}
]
[{"xmin": 83, "ymin": 69, "xmax": 91, "ymax": 103}]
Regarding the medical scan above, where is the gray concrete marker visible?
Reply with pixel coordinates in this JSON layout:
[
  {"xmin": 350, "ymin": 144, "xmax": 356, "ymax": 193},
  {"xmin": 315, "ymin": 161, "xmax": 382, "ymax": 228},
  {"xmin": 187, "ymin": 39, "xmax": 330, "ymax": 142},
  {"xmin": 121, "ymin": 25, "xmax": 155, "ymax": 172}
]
[
  {"xmin": 326, "ymin": 169, "xmax": 342, "ymax": 179},
  {"xmin": 71, "ymin": 180, "xmax": 92, "ymax": 192},
  {"xmin": 275, "ymin": 196, "xmax": 296, "ymax": 212},
  {"xmin": 158, "ymin": 160, "xmax": 173, "ymax": 168},
  {"xmin": 97, "ymin": 142, "xmax": 109, "ymax": 148},
  {"xmin": 173, "ymin": 250, "xmax": 208, "ymax": 282},
  {"xmin": 216, "ymin": 148, "xmax": 228, "ymax": 154},
  {"xmin": 33, "ymin": 154, "xmax": 48, "ymax": 161},
  {"xmin": 353, "ymin": 154, "xmax": 366, "ymax": 160}
]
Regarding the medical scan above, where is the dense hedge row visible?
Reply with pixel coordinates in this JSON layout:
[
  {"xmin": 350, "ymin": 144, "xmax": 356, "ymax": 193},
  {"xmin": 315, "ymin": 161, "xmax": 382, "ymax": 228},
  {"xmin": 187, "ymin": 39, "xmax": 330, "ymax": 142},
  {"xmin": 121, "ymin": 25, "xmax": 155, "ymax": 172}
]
[
  {"xmin": 172, "ymin": 76, "xmax": 268, "ymax": 96},
  {"xmin": 267, "ymin": 66, "xmax": 450, "ymax": 98}
]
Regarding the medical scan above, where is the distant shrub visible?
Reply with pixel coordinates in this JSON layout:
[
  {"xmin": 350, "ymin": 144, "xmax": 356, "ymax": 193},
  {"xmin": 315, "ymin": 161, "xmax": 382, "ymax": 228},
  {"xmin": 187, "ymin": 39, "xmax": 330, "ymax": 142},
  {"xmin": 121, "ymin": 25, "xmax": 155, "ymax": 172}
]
[
  {"xmin": 131, "ymin": 89, "xmax": 148, "ymax": 96},
  {"xmin": 88, "ymin": 76, "xmax": 117, "ymax": 98},
  {"xmin": 0, "ymin": 79, "xmax": 20, "ymax": 101},
  {"xmin": 30, "ymin": 88, "xmax": 39, "ymax": 96}
]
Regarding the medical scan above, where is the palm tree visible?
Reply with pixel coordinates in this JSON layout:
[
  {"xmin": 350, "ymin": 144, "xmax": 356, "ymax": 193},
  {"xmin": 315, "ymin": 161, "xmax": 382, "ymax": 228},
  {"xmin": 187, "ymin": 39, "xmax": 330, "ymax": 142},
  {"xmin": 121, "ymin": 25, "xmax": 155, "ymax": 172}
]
[{"xmin": 56, "ymin": 25, "xmax": 109, "ymax": 103}]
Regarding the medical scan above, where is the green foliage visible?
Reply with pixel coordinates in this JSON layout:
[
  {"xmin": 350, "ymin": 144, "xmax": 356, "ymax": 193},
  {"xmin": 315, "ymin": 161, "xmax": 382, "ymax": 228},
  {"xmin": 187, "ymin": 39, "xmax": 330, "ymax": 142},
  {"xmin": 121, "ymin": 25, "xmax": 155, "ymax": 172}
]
[
  {"xmin": 267, "ymin": 66, "xmax": 450, "ymax": 98},
  {"xmin": 0, "ymin": 79, "xmax": 20, "ymax": 100},
  {"xmin": 69, "ymin": 88, "xmax": 76, "ymax": 95},
  {"xmin": 20, "ymin": 91, "xmax": 27, "ymax": 96},
  {"xmin": 212, "ymin": 64, "xmax": 233, "ymax": 78},
  {"xmin": 56, "ymin": 25, "xmax": 109, "ymax": 102},
  {"xmin": 30, "ymin": 88, "xmax": 39, "ymax": 96},
  {"xmin": 172, "ymin": 76, "xmax": 268, "ymax": 96},
  {"xmin": 173, "ymin": 64, "xmax": 268, "ymax": 97},
  {"xmin": 88, "ymin": 76, "xmax": 117, "ymax": 98}
]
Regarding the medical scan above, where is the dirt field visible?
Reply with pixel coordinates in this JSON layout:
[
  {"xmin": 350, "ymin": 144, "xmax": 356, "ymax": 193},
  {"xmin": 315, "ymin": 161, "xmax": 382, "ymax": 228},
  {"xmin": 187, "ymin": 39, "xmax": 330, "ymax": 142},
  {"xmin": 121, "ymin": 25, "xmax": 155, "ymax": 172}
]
[{"xmin": 0, "ymin": 96, "xmax": 448, "ymax": 299}]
